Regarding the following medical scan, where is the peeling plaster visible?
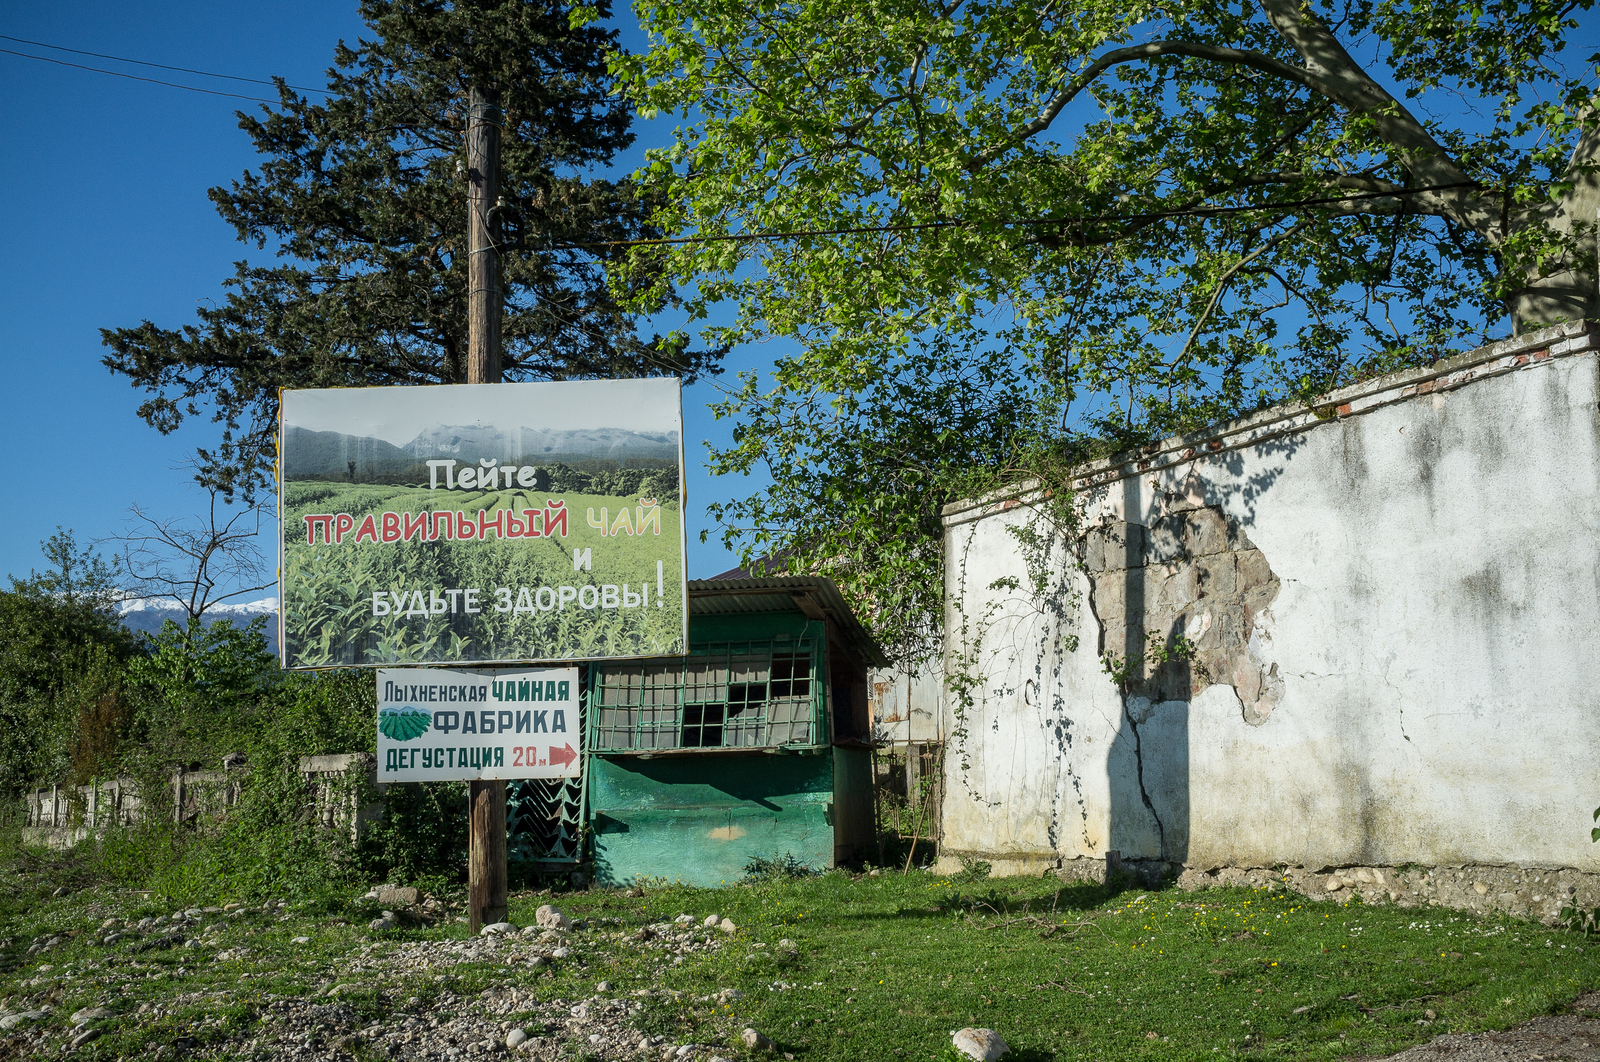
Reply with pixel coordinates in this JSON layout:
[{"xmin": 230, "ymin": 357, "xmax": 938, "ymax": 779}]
[
  {"xmin": 1236, "ymin": 612, "xmax": 1285, "ymax": 726},
  {"xmin": 1084, "ymin": 503, "xmax": 1284, "ymax": 726}
]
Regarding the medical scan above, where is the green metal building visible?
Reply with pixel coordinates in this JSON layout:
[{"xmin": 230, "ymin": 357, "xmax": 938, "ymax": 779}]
[{"xmin": 584, "ymin": 575, "xmax": 887, "ymax": 887}]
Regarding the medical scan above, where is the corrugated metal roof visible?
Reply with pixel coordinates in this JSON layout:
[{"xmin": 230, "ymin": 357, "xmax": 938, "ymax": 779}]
[{"xmin": 687, "ymin": 576, "xmax": 889, "ymax": 667}]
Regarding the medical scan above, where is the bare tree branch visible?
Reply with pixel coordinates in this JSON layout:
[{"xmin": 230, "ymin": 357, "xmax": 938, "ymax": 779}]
[
  {"xmin": 968, "ymin": 8, "xmax": 1494, "ymax": 236},
  {"xmin": 1253, "ymin": 0, "xmax": 1483, "ymax": 229},
  {"xmin": 968, "ymin": 40, "xmax": 1325, "ymax": 170},
  {"xmin": 107, "ymin": 483, "xmax": 273, "ymax": 626}
]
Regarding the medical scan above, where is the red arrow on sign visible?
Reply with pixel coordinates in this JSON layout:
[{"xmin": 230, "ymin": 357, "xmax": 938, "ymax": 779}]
[{"xmin": 549, "ymin": 743, "xmax": 577, "ymax": 769}]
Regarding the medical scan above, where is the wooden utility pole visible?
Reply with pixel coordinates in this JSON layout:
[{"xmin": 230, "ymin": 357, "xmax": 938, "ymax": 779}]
[
  {"xmin": 467, "ymin": 85, "xmax": 503, "ymax": 387},
  {"xmin": 468, "ymin": 779, "xmax": 508, "ymax": 930},
  {"xmin": 466, "ymin": 82, "xmax": 508, "ymax": 932}
]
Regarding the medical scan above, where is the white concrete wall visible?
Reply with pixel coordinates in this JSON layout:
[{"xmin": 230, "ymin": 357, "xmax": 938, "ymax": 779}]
[{"xmin": 940, "ymin": 322, "xmax": 1600, "ymax": 874}]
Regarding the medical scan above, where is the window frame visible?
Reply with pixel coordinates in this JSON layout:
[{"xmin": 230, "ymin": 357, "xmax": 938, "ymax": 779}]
[{"xmin": 586, "ymin": 635, "xmax": 828, "ymax": 753}]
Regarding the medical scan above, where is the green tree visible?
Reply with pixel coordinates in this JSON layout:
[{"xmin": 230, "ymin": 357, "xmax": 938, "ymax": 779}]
[
  {"xmin": 103, "ymin": 0, "xmax": 719, "ymax": 500},
  {"xmin": 619, "ymin": 0, "xmax": 1599, "ymax": 650},
  {"xmin": 0, "ymin": 531, "xmax": 138, "ymax": 794},
  {"xmin": 11, "ymin": 527, "xmax": 124, "ymax": 611},
  {"xmin": 125, "ymin": 618, "xmax": 280, "ymax": 769}
]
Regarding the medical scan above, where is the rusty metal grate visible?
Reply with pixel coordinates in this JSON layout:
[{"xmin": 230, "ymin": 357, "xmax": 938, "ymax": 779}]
[{"xmin": 588, "ymin": 639, "xmax": 823, "ymax": 751}]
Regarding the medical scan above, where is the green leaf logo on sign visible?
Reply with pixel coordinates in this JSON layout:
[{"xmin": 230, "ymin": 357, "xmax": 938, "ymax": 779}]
[{"xmin": 378, "ymin": 705, "xmax": 432, "ymax": 742}]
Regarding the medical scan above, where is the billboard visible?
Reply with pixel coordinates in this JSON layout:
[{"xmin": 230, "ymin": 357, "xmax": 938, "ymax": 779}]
[
  {"xmin": 278, "ymin": 379, "xmax": 686, "ymax": 668},
  {"xmin": 376, "ymin": 667, "xmax": 581, "ymax": 782}
]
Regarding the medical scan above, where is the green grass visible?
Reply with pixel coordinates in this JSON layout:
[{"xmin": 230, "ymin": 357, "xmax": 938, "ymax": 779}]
[
  {"xmin": 1, "ymin": 866, "xmax": 1596, "ymax": 1061},
  {"xmin": 579, "ymin": 873, "xmax": 1600, "ymax": 1060}
]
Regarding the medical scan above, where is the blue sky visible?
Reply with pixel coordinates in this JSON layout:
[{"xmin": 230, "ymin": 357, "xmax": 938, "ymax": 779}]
[
  {"xmin": 0, "ymin": 1, "xmax": 760, "ymax": 592},
  {"xmin": 4, "ymin": 4, "xmax": 1593, "ymax": 597}
]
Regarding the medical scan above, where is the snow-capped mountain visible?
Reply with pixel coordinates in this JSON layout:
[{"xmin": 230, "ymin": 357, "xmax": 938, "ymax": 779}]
[
  {"xmin": 402, "ymin": 424, "xmax": 679, "ymax": 465},
  {"xmin": 117, "ymin": 596, "xmax": 279, "ymax": 655}
]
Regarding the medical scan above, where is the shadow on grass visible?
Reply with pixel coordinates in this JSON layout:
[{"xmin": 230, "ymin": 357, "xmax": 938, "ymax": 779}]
[{"xmin": 839, "ymin": 878, "xmax": 1148, "ymax": 922}]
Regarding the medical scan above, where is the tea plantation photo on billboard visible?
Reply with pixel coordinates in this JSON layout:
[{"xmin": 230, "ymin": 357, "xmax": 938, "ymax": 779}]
[{"xmin": 276, "ymin": 378, "xmax": 687, "ymax": 668}]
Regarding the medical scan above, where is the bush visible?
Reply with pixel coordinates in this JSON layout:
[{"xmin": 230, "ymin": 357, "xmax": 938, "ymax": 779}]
[
  {"xmin": 0, "ymin": 531, "xmax": 138, "ymax": 796},
  {"xmin": 357, "ymin": 781, "xmax": 469, "ymax": 890},
  {"xmin": 3, "ymin": 586, "xmax": 480, "ymax": 900}
]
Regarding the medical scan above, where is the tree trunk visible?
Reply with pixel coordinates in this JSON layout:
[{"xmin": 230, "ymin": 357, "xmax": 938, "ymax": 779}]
[
  {"xmin": 1507, "ymin": 272, "xmax": 1599, "ymax": 334},
  {"xmin": 1504, "ymin": 123, "xmax": 1600, "ymax": 332}
]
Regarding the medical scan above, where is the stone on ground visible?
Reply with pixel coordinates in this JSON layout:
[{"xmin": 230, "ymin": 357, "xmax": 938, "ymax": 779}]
[
  {"xmin": 536, "ymin": 905, "xmax": 572, "ymax": 930},
  {"xmin": 952, "ymin": 1027, "xmax": 1010, "ymax": 1061},
  {"xmin": 742, "ymin": 1027, "xmax": 776, "ymax": 1051},
  {"xmin": 480, "ymin": 922, "xmax": 516, "ymax": 936},
  {"xmin": 506, "ymin": 1028, "xmax": 529, "ymax": 1049},
  {"xmin": 718, "ymin": 917, "xmax": 737, "ymax": 934},
  {"xmin": 0, "ymin": 1011, "xmax": 44, "ymax": 1030}
]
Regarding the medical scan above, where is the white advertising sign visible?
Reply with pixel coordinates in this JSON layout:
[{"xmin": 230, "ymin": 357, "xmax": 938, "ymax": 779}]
[{"xmin": 377, "ymin": 666, "xmax": 581, "ymax": 782}]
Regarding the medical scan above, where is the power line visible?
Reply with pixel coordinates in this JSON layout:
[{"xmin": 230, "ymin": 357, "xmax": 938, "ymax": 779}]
[
  {"xmin": 0, "ymin": 35, "xmax": 1473, "ymax": 255},
  {"xmin": 547, "ymin": 181, "xmax": 1482, "ymax": 251},
  {"xmin": 0, "ymin": 32, "xmax": 330, "ymax": 94},
  {"xmin": 0, "ymin": 47, "xmax": 285, "ymax": 104}
]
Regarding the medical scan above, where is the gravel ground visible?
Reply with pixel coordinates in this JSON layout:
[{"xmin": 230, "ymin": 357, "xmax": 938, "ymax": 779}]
[
  {"xmin": 0, "ymin": 899, "xmax": 773, "ymax": 1062},
  {"xmin": 2, "ymin": 890, "xmax": 1593, "ymax": 1061}
]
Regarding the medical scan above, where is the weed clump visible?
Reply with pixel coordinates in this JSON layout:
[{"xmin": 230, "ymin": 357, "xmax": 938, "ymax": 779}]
[{"xmin": 743, "ymin": 853, "xmax": 817, "ymax": 881}]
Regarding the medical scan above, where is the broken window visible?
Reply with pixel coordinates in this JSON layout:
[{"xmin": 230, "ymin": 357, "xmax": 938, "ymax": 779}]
[{"xmin": 590, "ymin": 640, "xmax": 822, "ymax": 751}]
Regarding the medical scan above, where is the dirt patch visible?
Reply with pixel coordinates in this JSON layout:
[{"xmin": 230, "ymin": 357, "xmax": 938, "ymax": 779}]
[{"xmin": 1361, "ymin": 991, "xmax": 1600, "ymax": 1062}]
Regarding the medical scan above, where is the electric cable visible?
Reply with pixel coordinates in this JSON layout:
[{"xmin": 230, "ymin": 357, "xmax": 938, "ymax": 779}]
[
  {"xmin": 0, "ymin": 32, "xmax": 330, "ymax": 93},
  {"xmin": 1, "ymin": 35, "xmax": 1482, "ymax": 269},
  {"xmin": 543, "ymin": 181, "xmax": 1482, "ymax": 251},
  {"xmin": 0, "ymin": 47, "xmax": 285, "ymax": 104},
  {"xmin": 0, "ymin": 34, "xmax": 1487, "ymax": 252}
]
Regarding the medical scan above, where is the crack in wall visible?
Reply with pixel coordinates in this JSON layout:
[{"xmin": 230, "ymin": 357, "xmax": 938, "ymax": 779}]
[
  {"xmin": 1123, "ymin": 705, "xmax": 1167, "ymax": 858},
  {"xmin": 1380, "ymin": 668, "xmax": 1413, "ymax": 743},
  {"xmin": 1076, "ymin": 497, "xmax": 1286, "ymax": 861}
]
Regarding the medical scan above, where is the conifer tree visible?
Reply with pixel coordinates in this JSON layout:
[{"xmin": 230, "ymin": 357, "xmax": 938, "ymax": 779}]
[{"xmin": 103, "ymin": 0, "xmax": 715, "ymax": 499}]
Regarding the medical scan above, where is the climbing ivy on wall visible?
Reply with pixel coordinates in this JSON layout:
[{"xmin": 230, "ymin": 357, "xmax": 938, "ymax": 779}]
[{"xmin": 941, "ymin": 452, "xmax": 1089, "ymax": 810}]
